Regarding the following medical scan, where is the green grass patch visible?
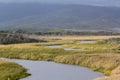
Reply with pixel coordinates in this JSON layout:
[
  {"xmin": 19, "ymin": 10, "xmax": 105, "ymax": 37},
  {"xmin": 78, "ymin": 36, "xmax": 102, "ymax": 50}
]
[{"xmin": 0, "ymin": 61, "xmax": 30, "ymax": 80}]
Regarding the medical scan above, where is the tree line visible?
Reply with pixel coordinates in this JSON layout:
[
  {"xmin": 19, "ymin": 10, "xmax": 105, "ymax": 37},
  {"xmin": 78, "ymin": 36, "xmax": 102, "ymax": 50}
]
[{"xmin": 34, "ymin": 31, "xmax": 120, "ymax": 36}]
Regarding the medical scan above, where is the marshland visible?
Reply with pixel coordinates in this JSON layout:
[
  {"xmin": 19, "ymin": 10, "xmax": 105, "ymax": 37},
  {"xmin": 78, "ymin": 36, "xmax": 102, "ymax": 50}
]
[
  {"xmin": 0, "ymin": 33, "xmax": 120, "ymax": 80},
  {"xmin": 0, "ymin": 1, "xmax": 120, "ymax": 80}
]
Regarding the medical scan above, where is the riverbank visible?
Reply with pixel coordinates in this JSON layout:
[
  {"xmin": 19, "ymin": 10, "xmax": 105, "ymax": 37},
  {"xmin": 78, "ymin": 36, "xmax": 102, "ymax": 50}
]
[
  {"xmin": 0, "ymin": 59, "xmax": 30, "ymax": 80},
  {"xmin": 4, "ymin": 59, "xmax": 104, "ymax": 80}
]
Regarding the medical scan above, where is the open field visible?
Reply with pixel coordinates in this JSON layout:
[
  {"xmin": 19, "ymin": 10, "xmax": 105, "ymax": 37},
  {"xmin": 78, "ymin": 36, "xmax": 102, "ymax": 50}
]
[{"xmin": 0, "ymin": 36, "xmax": 120, "ymax": 80}]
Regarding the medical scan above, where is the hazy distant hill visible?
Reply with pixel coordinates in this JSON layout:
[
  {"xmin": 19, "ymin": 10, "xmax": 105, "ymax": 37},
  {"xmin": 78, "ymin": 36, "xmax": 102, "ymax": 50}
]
[{"xmin": 0, "ymin": 3, "xmax": 120, "ymax": 31}]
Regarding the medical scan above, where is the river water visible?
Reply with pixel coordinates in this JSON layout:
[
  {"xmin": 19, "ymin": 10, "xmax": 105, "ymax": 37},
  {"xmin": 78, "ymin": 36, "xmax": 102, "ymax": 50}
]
[{"xmin": 3, "ymin": 59, "xmax": 104, "ymax": 80}]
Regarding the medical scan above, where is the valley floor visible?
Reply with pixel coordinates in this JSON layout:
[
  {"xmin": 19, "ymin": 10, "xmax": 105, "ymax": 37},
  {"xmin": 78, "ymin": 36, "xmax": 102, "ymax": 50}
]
[{"xmin": 0, "ymin": 35, "xmax": 120, "ymax": 80}]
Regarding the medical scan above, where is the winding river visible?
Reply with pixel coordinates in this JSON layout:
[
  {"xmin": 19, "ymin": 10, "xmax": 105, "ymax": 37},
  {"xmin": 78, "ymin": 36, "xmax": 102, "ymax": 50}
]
[
  {"xmin": 46, "ymin": 45, "xmax": 81, "ymax": 51},
  {"xmin": 2, "ymin": 41, "xmax": 104, "ymax": 80},
  {"xmin": 3, "ymin": 58, "xmax": 104, "ymax": 80},
  {"xmin": 80, "ymin": 40, "xmax": 96, "ymax": 44},
  {"xmin": 46, "ymin": 40, "xmax": 96, "ymax": 51}
]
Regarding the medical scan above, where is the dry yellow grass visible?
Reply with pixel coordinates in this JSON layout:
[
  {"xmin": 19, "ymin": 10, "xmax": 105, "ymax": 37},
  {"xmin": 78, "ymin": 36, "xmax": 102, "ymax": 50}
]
[
  {"xmin": 95, "ymin": 75, "xmax": 120, "ymax": 80},
  {"xmin": 111, "ymin": 66, "xmax": 120, "ymax": 76},
  {"xmin": 30, "ymin": 35, "xmax": 120, "ymax": 40},
  {"xmin": 54, "ymin": 53, "xmax": 120, "ymax": 76},
  {"xmin": 0, "ymin": 59, "xmax": 8, "ymax": 64},
  {"xmin": 95, "ymin": 66, "xmax": 120, "ymax": 80}
]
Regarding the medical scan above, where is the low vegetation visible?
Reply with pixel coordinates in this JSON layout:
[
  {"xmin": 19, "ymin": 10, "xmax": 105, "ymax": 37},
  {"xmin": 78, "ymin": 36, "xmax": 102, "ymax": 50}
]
[
  {"xmin": 97, "ymin": 38, "xmax": 120, "ymax": 44},
  {"xmin": 0, "ymin": 59, "xmax": 30, "ymax": 80},
  {"xmin": 62, "ymin": 43, "xmax": 118, "ymax": 53},
  {"xmin": 0, "ymin": 36, "xmax": 120, "ymax": 80},
  {"xmin": 54, "ymin": 53, "xmax": 120, "ymax": 76}
]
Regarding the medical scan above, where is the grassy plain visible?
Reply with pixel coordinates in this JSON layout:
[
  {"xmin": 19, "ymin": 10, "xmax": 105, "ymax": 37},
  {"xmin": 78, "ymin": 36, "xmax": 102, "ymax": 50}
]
[{"xmin": 0, "ymin": 35, "xmax": 120, "ymax": 80}]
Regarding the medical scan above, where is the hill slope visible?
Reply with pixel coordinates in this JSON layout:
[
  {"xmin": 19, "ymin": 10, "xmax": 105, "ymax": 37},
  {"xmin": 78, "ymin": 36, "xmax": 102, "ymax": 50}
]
[{"xmin": 0, "ymin": 3, "xmax": 120, "ymax": 31}]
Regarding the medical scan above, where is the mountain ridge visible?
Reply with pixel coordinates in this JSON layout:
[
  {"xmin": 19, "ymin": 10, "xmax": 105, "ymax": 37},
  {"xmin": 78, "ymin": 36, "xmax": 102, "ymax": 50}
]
[{"xmin": 0, "ymin": 3, "xmax": 120, "ymax": 31}]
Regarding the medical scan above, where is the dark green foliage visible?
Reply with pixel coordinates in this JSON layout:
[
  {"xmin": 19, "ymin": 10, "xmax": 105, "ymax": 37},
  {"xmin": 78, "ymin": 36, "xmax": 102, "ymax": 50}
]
[{"xmin": 34, "ymin": 31, "xmax": 120, "ymax": 36}]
